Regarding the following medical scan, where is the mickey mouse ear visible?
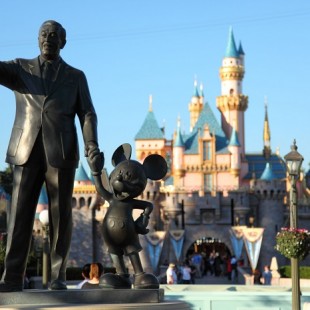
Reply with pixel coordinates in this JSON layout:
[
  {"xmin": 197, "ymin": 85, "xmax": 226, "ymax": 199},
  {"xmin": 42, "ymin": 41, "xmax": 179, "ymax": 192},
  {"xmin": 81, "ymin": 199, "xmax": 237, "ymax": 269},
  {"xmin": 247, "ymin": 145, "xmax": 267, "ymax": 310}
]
[
  {"xmin": 112, "ymin": 143, "xmax": 132, "ymax": 167},
  {"xmin": 143, "ymin": 154, "xmax": 167, "ymax": 180}
]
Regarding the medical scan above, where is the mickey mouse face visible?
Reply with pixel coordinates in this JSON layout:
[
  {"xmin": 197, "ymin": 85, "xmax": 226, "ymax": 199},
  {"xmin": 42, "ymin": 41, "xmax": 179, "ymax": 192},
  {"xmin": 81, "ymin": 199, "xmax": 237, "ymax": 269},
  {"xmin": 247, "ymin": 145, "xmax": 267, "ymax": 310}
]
[
  {"xmin": 109, "ymin": 144, "xmax": 168, "ymax": 200},
  {"xmin": 110, "ymin": 160, "xmax": 147, "ymax": 200}
]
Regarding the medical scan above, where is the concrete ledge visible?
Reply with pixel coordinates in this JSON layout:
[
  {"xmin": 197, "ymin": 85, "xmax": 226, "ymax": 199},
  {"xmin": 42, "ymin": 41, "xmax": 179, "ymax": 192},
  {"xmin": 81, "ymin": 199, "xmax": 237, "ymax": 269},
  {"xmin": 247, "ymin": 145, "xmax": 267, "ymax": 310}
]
[
  {"xmin": 0, "ymin": 288, "xmax": 164, "ymax": 306},
  {"xmin": 0, "ymin": 301, "xmax": 190, "ymax": 310}
]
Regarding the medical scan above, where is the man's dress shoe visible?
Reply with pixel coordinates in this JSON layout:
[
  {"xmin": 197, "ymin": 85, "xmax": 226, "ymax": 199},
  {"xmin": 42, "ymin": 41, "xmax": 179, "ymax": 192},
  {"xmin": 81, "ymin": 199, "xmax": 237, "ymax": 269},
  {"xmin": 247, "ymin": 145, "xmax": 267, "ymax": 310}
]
[{"xmin": 0, "ymin": 280, "xmax": 23, "ymax": 292}]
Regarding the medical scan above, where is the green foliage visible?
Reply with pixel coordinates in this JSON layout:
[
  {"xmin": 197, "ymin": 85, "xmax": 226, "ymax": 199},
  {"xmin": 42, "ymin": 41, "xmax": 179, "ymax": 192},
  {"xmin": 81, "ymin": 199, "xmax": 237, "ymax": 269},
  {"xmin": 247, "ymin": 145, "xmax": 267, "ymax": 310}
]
[
  {"xmin": 0, "ymin": 233, "xmax": 6, "ymax": 277},
  {"xmin": 279, "ymin": 265, "xmax": 310, "ymax": 279},
  {"xmin": 0, "ymin": 165, "xmax": 13, "ymax": 195},
  {"xmin": 275, "ymin": 228, "xmax": 310, "ymax": 260}
]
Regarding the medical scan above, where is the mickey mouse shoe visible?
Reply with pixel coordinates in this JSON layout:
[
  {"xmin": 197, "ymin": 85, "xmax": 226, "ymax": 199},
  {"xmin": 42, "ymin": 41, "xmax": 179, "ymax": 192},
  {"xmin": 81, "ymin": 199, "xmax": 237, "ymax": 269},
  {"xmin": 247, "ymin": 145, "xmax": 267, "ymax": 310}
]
[{"xmin": 134, "ymin": 272, "xmax": 159, "ymax": 289}]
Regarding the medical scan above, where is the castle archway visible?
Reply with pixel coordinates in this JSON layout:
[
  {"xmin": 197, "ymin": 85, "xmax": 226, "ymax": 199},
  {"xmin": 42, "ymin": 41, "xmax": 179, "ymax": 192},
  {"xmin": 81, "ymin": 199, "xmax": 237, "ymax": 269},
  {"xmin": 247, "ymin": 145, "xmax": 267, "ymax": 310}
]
[
  {"xmin": 181, "ymin": 226, "xmax": 233, "ymax": 261},
  {"xmin": 186, "ymin": 237, "xmax": 231, "ymax": 259}
]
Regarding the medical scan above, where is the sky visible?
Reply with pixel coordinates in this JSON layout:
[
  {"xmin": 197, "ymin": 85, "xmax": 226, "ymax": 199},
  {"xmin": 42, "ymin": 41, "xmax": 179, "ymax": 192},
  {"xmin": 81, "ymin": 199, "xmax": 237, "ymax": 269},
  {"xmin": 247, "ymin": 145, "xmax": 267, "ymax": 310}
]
[{"xmin": 0, "ymin": 1, "xmax": 309, "ymax": 175}]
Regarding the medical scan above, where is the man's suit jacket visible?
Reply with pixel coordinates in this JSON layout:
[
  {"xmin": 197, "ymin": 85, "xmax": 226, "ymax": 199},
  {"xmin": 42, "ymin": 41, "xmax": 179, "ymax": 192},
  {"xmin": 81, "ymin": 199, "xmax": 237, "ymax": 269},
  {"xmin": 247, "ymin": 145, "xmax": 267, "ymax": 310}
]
[{"xmin": 0, "ymin": 57, "xmax": 98, "ymax": 169}]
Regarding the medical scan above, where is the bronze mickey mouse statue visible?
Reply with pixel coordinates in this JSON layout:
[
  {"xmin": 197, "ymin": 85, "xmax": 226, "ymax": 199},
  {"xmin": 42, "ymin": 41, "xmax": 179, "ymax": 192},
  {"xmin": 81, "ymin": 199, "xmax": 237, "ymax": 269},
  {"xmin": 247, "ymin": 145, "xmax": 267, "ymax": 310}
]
[{"xmin": 89, "ymin": 143, "xmax": 167, "ymax": 289}]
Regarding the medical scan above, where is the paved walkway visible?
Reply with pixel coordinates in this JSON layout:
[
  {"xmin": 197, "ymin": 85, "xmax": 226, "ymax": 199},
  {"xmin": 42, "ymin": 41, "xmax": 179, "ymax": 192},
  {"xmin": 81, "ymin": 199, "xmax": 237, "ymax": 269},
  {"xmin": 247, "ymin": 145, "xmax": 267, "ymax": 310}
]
[{"xmin": 193, "ymin": 274, "xmax": 234, "ymax": 285}]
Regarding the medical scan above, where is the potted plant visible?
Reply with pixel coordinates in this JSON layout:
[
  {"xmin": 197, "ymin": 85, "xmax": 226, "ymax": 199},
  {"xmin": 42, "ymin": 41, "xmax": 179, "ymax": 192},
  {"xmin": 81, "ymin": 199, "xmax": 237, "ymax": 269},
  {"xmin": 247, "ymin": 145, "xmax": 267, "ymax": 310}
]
[{"xmin": 275, "ymin": 227, "xmax": 310, "ymax": 260}]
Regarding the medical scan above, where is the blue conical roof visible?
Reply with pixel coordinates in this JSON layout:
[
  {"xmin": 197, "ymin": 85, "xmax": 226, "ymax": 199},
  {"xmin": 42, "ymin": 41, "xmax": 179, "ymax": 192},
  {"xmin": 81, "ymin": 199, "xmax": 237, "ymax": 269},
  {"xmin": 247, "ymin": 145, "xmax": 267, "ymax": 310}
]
[
  {"xmin": 199, "ymin": 83, "xmax": 204, "ymax": 97},
  {"xmin": 75, "ymin": 161, "xmax": 90, "ymax": 181},
  {"xmin": 238, "ymin": 41, "xmax": 245, "ymax": 56},
  {"xmin": 184, "ymin": 102, "xmax": 229, "ymax": 155},
  {"xmin": 38, "ymin": 186, "xmax": 48, "ymax": 204},
  {"xmin": 193, "ymin": 80, "xmax": 199, "ymax": 97},
  {"xmin": 135, "ymin": 110, "xmax": 164, "ymax": 139},
  {"xmin": 174, "ymin": 122, "xmax": 185, "ymax": 147},
  {"xmin": 229, "ymin": 127, "xmax": 241, "ymax": 147},
  {"xmin": 225, "ymin": 27, "xmax": 239, "ymax": 58},
  {"xmin": 260, "ymin": 162, "xmax": 276, "ymax": 181}
]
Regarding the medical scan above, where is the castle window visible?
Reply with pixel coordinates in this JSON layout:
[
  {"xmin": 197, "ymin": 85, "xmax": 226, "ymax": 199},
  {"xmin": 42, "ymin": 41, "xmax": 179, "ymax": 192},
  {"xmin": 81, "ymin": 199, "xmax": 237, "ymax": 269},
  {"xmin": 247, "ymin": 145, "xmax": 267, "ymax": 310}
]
[
  {"xmin": 203, "ymin": 141, "xmax": 212, "ymax": 161},
  {"xmin": 229, "ymin": 89, "xmax": 234, "ymax": 95},
  {"xmin": 203, "ymin": 174, "xmax": 212, "ymax": 191},
  {"xmin": 72, "ymin": 197, "xmax": 77, "ymax": 208},
  {"xmin": 79, "ymin": 197, "xmax": 86, "ymax": 208}
]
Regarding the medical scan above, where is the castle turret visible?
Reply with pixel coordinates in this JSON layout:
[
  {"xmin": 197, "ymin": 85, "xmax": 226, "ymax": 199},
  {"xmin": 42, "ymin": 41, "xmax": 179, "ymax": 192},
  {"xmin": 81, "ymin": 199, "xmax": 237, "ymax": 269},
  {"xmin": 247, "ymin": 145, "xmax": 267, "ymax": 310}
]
[
  {"xmin": 255, "ymin": 162, "xmax": 286, "ymax": 267},
  {"xmin": 189, "ymin": 79, "xmax": 204, "ymax": 132},
  {"xmin": 216, "ymin": 27, "xmax": 248, "ymax": 157},
  {"xmin": 173, "ymin": 117, "xmax": 185, "ymax": 187},
  {"xmin": 228, "ymin": 125, "xmax": 241, "ymax": 176},
  {"xmin": 135, "ymin": 95, "xmax": 166, "ymax": 161}
]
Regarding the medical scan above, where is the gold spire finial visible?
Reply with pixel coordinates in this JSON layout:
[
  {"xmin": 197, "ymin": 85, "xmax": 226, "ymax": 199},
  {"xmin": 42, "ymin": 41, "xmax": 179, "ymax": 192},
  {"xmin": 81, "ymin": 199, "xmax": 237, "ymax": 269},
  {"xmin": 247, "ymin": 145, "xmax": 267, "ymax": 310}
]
[
  {"xmin": 263, "ymin": 96, "xmax": 270, "ymax": 143},
  {"xmin": 263, "ymin": 96, "xmax": 271, "ymax": 159}
]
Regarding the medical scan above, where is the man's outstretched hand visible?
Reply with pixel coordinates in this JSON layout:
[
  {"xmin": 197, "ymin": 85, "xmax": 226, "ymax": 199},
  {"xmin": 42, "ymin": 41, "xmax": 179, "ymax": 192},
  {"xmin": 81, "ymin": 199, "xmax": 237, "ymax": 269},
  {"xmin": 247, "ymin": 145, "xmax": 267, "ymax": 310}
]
[{"xmin": 85, "ymin": 142, "xmax": 104, "ymax": 176}]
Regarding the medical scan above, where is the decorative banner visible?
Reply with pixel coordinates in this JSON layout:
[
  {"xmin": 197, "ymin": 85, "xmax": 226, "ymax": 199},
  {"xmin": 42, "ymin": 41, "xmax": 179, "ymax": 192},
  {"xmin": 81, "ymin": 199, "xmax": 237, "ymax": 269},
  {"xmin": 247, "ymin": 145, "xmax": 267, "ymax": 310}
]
[
  {"xmin": 145, "ymin": 231, "xmax": 166, "ymax": 272},
  {"xmin": 169, "ymin": 230, "xmax": 185, "ymax": 261},
  {"xmin": 229, "ymin": 226, "xmax": 247, "ymax": 260},
  {"xmin": 243, "ymin": 227, "xmax": 264, "ymax": 272}
]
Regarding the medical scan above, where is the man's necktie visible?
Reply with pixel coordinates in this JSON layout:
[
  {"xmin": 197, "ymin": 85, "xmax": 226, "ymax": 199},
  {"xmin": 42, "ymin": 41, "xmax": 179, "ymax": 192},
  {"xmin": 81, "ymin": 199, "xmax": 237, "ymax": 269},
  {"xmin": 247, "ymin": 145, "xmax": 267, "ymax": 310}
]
[{"xmin": 42, "ymin": 62, "xmax": 54, "ymax": 94}]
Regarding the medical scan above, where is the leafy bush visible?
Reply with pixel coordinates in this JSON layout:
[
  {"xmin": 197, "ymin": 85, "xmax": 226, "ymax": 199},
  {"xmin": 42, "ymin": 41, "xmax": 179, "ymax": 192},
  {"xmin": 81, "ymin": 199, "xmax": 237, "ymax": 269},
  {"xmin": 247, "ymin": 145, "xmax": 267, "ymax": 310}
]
[
  {"xmin": 0, "ymin": 233, "xmax": 6, "ymax": 273},
  {"xmin": 279, "ymin": 265, "xmax": 310, "ymax": 279}
]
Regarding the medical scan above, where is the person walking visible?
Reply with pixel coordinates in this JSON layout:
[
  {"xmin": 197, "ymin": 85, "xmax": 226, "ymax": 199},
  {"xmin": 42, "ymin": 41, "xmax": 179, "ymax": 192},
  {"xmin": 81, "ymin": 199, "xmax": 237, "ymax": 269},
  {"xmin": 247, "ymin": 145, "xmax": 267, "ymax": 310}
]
[
  {"xmin": 231, "ymin": 255, "xmax": 238, "ymax": 283},
  {"xmin": 166, "ymin": 263, "xmax": 178, "ymax": 284},
  {"xmin": 262, "ymin": 265, "xmax": 272, "ymax": 285},
  {"xmin": 180, "ymin": 262, "xmax": 192, "ymax": 284},
  {"xmin": 0, "ymin": 20, "xmax": 103, "ymax": 292}
]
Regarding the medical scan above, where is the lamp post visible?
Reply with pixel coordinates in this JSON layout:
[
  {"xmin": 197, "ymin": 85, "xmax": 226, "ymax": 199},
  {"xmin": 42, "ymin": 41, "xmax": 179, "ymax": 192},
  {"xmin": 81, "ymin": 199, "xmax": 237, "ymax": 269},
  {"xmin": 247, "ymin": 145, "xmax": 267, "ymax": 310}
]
[
  {"xmin": 39, "ymin": 210, "xmax": 49, "ymax": 289},
  {"xmin": 284, "ymin": 139, "xmax": 304, "ymax": 310}
]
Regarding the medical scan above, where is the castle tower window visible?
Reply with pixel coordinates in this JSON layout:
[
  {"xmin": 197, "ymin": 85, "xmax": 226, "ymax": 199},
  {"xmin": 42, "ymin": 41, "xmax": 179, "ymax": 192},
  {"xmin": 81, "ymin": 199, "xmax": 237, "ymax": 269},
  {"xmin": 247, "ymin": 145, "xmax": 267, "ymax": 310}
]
[
  {"xmin": 203, "ymin": 141, "xmax": 212, "ymax": 161},
  {"xmin": 204, "ymin": 174, "xmax": 212, "ymax": 191}
]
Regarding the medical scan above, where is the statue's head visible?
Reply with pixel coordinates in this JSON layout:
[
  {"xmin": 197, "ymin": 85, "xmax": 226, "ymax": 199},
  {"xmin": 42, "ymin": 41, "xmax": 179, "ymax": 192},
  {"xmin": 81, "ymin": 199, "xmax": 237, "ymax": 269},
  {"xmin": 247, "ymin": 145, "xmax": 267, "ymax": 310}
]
[
  {"xmin": 108, "ymin": 144, "xmax": 167, "ymax": 200},
  {"xmin": 38, "ymin": 20, "xmax": 66, "ymax": 60}
]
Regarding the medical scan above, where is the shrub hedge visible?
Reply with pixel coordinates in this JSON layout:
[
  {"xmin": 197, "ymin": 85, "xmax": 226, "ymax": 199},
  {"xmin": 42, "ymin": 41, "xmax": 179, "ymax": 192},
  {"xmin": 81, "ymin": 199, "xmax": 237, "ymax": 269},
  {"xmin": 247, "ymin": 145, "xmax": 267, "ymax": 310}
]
[{"xmin": 279, "ymin": 265, "xmax": 310, "ymax": 279}]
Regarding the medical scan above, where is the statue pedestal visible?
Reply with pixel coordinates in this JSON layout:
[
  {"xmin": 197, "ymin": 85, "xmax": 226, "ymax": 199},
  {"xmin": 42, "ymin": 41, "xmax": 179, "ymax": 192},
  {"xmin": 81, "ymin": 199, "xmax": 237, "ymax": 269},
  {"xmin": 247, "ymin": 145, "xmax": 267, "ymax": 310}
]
[{"xmin": 0, "ymin": 288, "xmax": 190, "ymax": 310}]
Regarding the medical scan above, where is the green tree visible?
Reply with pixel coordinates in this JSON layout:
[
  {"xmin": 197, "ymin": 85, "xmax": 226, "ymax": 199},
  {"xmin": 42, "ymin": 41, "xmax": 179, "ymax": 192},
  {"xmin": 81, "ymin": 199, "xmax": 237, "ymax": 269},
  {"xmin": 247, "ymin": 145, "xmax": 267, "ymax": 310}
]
[{"xmin": 0, "ymin": 165, "xmax": 13, "ymax": 195}]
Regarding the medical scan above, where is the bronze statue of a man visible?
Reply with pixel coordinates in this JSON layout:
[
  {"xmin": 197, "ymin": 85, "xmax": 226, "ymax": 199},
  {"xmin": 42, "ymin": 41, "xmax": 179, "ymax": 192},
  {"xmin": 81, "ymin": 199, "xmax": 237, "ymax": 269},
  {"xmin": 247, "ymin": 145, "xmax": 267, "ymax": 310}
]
[{"xmin": 0, "ymin": 20, "xmax": 104, "ymax": 291}]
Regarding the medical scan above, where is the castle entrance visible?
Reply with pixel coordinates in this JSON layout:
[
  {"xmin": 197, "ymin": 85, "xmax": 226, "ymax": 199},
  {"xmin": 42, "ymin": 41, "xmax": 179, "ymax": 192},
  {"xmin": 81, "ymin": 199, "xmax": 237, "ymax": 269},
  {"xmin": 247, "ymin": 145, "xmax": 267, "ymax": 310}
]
[
  {"xmin": 186, "ymin": 237, "xmax": 231, "ymax": 258},
  {"xmin": 184, "ymin": 237, "xmax": 232, "ymax": 277}
]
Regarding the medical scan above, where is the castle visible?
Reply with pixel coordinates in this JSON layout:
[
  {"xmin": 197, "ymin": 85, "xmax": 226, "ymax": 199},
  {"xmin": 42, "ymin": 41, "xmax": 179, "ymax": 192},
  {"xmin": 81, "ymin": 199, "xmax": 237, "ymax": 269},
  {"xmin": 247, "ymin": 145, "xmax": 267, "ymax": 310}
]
[{"xmin": 133, "ymin": 27, "xmax": 310, "ymax": 271}]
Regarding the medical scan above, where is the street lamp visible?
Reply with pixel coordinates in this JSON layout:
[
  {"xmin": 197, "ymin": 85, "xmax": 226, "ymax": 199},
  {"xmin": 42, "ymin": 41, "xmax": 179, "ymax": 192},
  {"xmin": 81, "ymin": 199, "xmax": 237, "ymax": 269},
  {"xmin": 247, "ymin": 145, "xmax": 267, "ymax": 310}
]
[
  {"xmin": 284, "ymin": 139, "xmax": 304, "ymax": 310},
  {"xmin": 39, "ymin": 210, "xmax": 49, "ymax": 289}
]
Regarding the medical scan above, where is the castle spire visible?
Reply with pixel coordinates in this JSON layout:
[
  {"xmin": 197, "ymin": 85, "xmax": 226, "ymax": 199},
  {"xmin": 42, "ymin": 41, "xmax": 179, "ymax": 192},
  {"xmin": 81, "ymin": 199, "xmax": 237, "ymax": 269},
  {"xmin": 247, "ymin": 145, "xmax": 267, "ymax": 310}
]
[
  {"xmin": 189, "ymin": 78, "xmax": 204, "ymax": 132},
  {"xmin": 174, "ymin": 116, "xmax": 185, "ymax": 147},
  {"xmin": 199, "ymin": 82, "xmax": 204, "ymax": 97},
  {"xmin": 149, "ymin": 94, "xmax": 153, "ymax": 112},
  {"xmin": 263, "ymin": 96, "xmax": 271, "ymax": 160},
  {"xmin": 225, "ymin": 26, "xmax": 239, "ymax": 58},
  {"xmin": 216, "ymin": 27, "xmax": 248, "ymax": 160},
  {"xmin": 193, "ymin": 78, "xmax": 199, "ymax": 97},
  {"xmin": 173, "ymin": 116, "xmax": 185, "ymax": 187}
]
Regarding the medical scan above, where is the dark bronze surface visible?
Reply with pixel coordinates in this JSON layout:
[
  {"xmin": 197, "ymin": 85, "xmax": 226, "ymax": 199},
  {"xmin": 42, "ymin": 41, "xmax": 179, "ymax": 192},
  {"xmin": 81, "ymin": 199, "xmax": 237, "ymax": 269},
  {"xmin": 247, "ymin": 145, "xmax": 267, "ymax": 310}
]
[
  {"xmin": 91, "ymin": 143, "xmax": 167, "ymax": 290},
  {"xmin": 0, "ymin": 20, "xmax": 103, "ymax": 291}
]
